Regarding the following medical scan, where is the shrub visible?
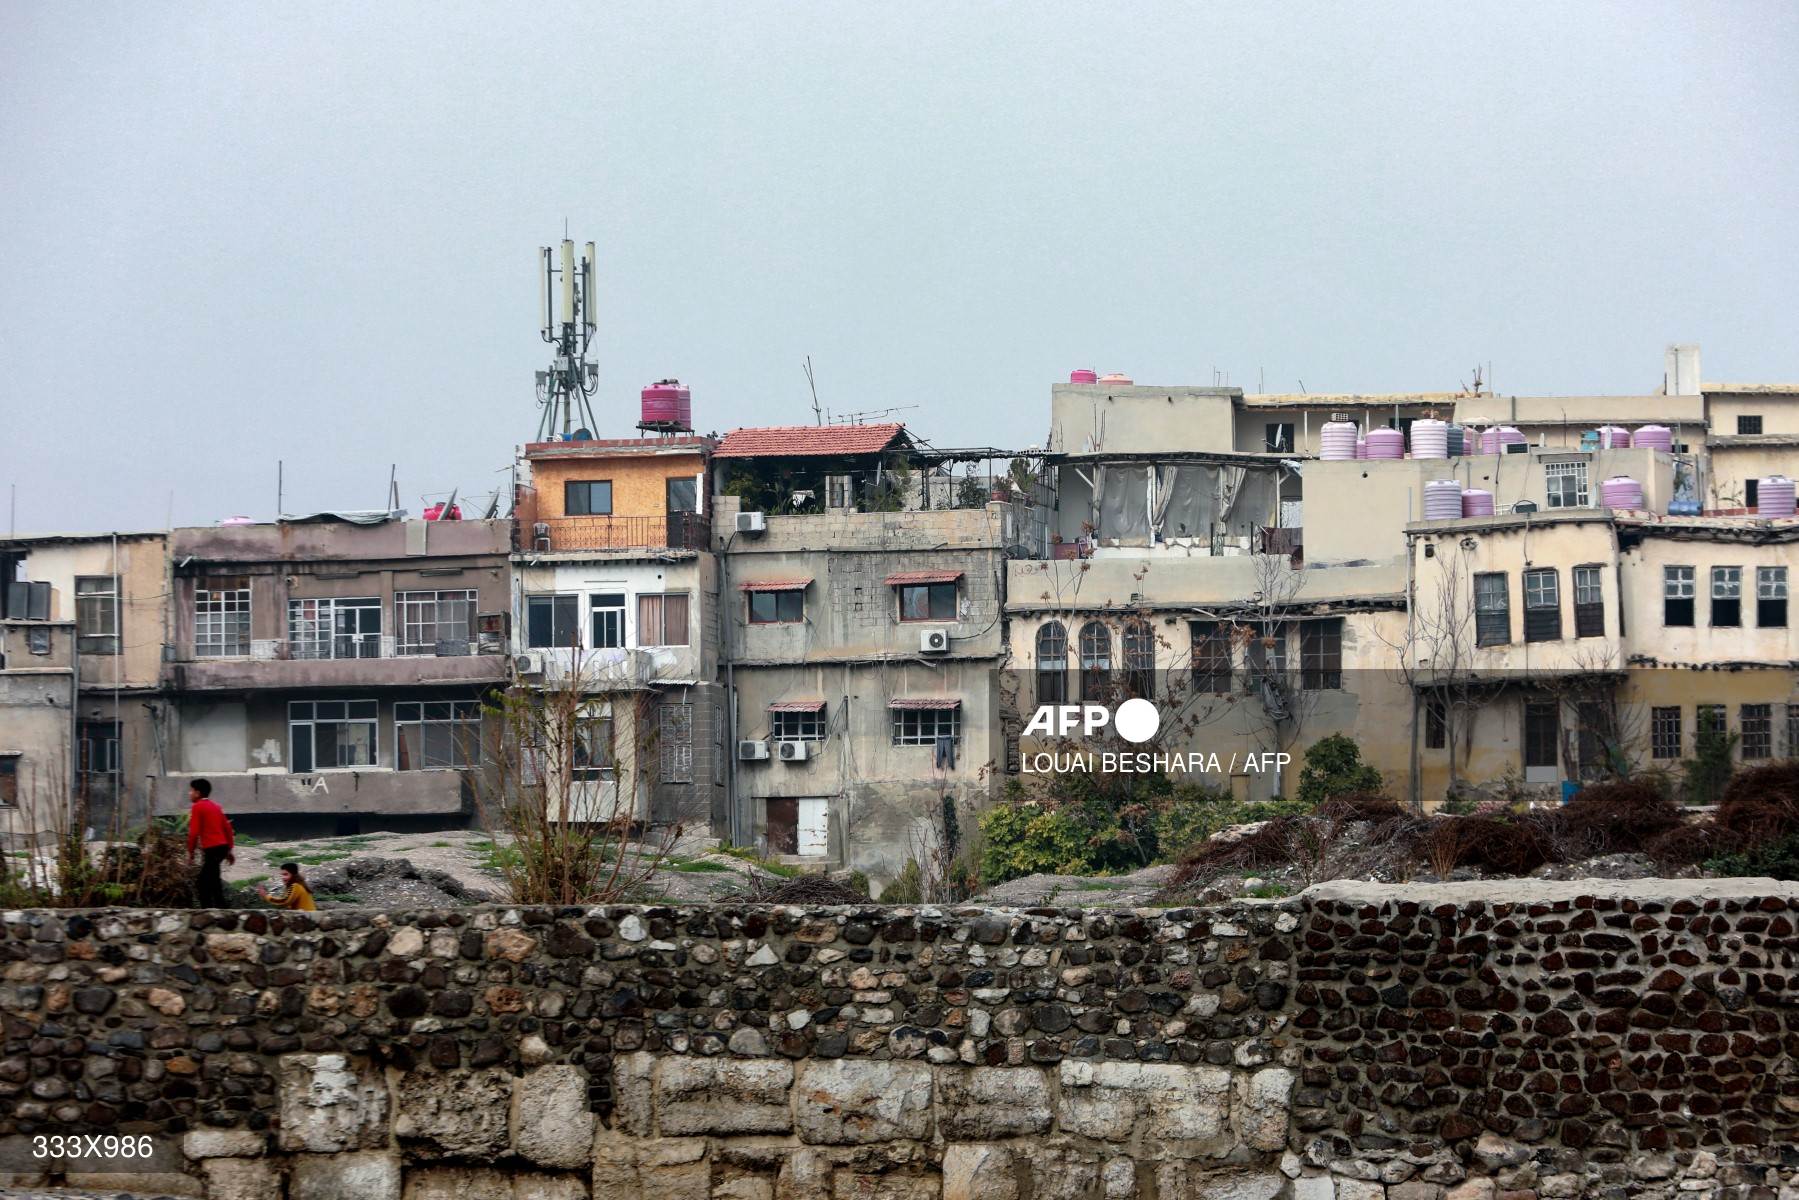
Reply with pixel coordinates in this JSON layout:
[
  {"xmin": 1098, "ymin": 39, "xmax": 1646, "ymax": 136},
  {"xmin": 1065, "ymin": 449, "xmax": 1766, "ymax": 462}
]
[
  {"xmin": 978, "ymin": 804, "xmax": 1089, "ymax": 883},
  {"xmin": 880, "ymin": 859, "xmax": 925, "ymax": 903},
  {"xmin": 1297, "ymin": 735, "xmax": 1384, "ymax": 806},
  {"xmin": 1425, "ymin": 814, "xmax": 1555, "ymax": 877},
  {"xmin": 1551, "ymin": 780, "xmax": 1686, "ymax": 857},
  {"xmin": 1681, "ymin": 723, "xmax": 1737, "ymax": 805},
  {"xmin": 1714, "ymin": 761, "xmax": 1799, "ymax": 846},
  {"xmin": 1704, "ymin": 831, "xmax": 1799, "ymax": 881}
]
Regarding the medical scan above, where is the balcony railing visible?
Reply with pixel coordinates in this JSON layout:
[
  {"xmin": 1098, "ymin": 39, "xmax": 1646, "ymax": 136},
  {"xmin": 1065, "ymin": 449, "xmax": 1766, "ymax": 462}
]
[{"xmin": 530, "ymin": 513, "xmax": 711, "ymax": 553}]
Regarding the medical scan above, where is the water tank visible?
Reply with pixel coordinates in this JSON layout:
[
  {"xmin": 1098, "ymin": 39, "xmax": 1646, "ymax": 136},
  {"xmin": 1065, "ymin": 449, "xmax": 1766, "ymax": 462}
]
[
  {"xmin": 1365, "ymin": 427, "xmax": 1405, "ymax": 460},
  {"xmin": 1633, "ymin": 424, "xmax": 1674, "ymax": 453},
  {"xmin": 1069, "ymin": 368, "xmax": 1098, "ymax": 384},
  {"xmin": 1410, "ymin": 419, "xmax": 1450, "ymax": 459},
  {"xmin": 1595, "ymin": 425, "xmax": 1632, "ymax": 449},
  {"xmin": 220, "ymin": 515, "xmax": 255, "ymax": 526},
  {"xmin": 1446, "ymin": 424, "xmax": 1466, "ymax": 456},
  {"xmin": 1097, "ymin": 373, "xmax": 1134, "ymax": 387},
  {"xmin": 1485, "ymin": 426, "xmax": 1526, "ymax": 454},
  {"xmin": 640, "ymin": 379, "xmax": 693, "ymax": 431},
  {"xmin": 1354, "ymin": 437, "xmax": 1368, "ymax": 460},
  {"xmin": 1600, "ymin": 476, "xmax": 1644, "ymax": 510},
  {"xmin": 1423, "ymin": 479, "xmax": 1464, "ymax": 520},
  {"xmin": 1461, "ymin": 489, "xmax": 1495, "ymax": 518},
  {"xmin": 1319, "ymin": 420, "xmax": 1360, "ymax": 461},
  {"xmin": 1758, "ymin": 475, "xmax": 1797, "ymax": 517},
  {"xmin": 424, "ymin": 502, "xmax": 462, "ymax": 521}
]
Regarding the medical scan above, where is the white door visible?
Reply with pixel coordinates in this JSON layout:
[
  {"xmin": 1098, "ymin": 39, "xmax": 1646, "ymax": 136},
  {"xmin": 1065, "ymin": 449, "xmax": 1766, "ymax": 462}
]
[{"xmin": 796, "ymin": 798, "xmax": 829, "ymax": 857}]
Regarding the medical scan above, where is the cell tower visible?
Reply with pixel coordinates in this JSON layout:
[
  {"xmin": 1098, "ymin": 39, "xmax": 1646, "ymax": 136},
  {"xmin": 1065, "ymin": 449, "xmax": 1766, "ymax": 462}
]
[{"xmin": 534, "ymin": 238, "xmax": 600, "ymax": 441}]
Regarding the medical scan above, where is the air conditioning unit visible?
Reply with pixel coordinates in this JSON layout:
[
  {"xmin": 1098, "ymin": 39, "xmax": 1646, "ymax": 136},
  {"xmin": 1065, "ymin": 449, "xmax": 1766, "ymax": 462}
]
[
  {"xmin": 919, "ymin": 628, "xmax": 950, "ymax": 654},
  {"xmin": 736, "ymin": 511, "xmax": 767, "ymax": 534},
  {"xmin": 514, "ymin": 651, "xmax": 545, "ymax": 676},
  {"xmin": 737, "ymin": 739, "xmax": 770, "ymax": 761},
  {"xmin": 777, "ymin": 740, "xmax": 813, "ymax": 762}
]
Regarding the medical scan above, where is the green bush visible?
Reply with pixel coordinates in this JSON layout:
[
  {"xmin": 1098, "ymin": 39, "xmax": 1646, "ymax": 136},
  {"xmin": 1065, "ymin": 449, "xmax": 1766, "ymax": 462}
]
[
  {"xmin": 880, "ymin": 859, "xmax": 924, "ymax": 903},
  {"xmin": 1296, "ymin": 735, "xmax": 1383, "ymax": 805},
  {"xmin": 1705, "ymin": 832, "xmax": 1799, "ymax": 881},
  {"xmin": 978, "ymin": 803, "xmax": 1090, "ymax": 883}
]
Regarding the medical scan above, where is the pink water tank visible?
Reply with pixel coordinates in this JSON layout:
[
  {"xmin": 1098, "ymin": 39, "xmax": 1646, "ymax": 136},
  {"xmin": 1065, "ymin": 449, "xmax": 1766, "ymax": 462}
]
[
  {"xmin": 1758, "ymin": 475, "xmax": 1796, "ymax": 517},
  {"xmin": 1423, "ymin": 479, "xmax": 1464, "ymax": 520},
  {"xmin": 1595, "ymin": 425, "xmax": 1632, "ymax": 449},
  {"xmin": 220, "ymin": 515, "xmax": 255, "ymax": 525},
  {"xmin": 1633, "ymin": 424, "xmax": 1674, "ymax": 453},
  {"xmin": 1461, "ymin": 489, "xmax": 1495, "ymax": 517},
  {"xmin": 1354, "ymin": 437, "xmax": 1368, "ymax": 460},
  {"xmin": 1319, "ymin": 420, "xmax": 1359, "ymax": 461},
  {"xmin": 1097, "ymin": 373, "xmax": 1134, "ymax": 386},
  {"xmin": 1365, "ymin": 428, "xmax": 1405, "ymax": 460},
  {"xmin": 1600, "ymin": 476, "xmax": 1644, "ymax": 510},
  {"xmin": 1069, "ymin": 368, "xmax": 1098, "ymax": 384},
  {"xmin": 641, "ymin": 379, "xmax": 693, "ymax": 430}
]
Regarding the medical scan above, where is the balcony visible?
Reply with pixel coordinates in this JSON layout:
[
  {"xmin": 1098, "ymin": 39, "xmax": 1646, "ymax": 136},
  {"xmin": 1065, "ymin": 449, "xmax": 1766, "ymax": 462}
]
[
  {"xmin": 525, "ymin": 513, "xmax": 711, "ymax": 554},
  {"xmin": 151, "ymin": 768, "xmax": 471, "ymax": 816},
  {"xmin": 170, "ymin": 651, "xmax": 510, "ymax": 692}
]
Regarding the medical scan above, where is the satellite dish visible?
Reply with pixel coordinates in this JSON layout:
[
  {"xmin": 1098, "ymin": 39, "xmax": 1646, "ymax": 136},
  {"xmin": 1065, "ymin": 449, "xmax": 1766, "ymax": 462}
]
[{"xmin": 571, "ymin": 428, "xmax": 594, "ymax": 441}]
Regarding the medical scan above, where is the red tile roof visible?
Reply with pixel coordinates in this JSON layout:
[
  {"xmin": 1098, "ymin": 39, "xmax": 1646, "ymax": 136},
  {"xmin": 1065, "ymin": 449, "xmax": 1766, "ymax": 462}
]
[
  {"xmin": 889, "ymin": 698, "xmax": 961, "ymax": 710},
  {"xmin": 713, "ymin": 423, "xmax": 907, "ymax": 459},
  {"xmin": 739, "ymin": 578, "xmax": 813, "ymax": 592},
  {"xmin": 767, "ymin": 700, "xmax": 826, "ymax": 713},
  {"xmin": 883, "ymin": 570, "xmax": 963, "ymax": 586}
]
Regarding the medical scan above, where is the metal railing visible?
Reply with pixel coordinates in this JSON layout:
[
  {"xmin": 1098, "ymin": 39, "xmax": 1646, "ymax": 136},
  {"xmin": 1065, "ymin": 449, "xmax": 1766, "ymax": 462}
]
[{"xmin": 533, "ymin": 512, "xmax": 711, "ymax": 553}]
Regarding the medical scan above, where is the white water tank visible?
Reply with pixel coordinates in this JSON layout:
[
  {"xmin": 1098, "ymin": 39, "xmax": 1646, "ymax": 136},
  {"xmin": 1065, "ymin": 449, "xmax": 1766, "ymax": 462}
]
[
  {"xmin": 1461, "ymin": 489, "xmax": 1495, "ymax": 517},
  {"xmin": 1365, "ymin": 428, "xmax": 1405, "ymax": 460},
  {"xmin": 1410, "ymin": 419, "xmax": 1450, "ymax": 459},
  {"xmin": 1320, "ymin": 420, "xmax": 1359, "ymax": 461},
  {"xmin": 1758, "ymin": 475, "xmax": 1796, "ymax": 517},
  {"xmin": 1633, "ymin": 424, "xmax": 1674, "ymax": 453},
  {"xmin": 1600, "ymin": 476, "xmax": 1644, "ymax": 510},
  {"xmin": 1423, "ymin": 479, "xmax": 1464, "ymax": 520},
  {"xmin": 1097, "ymin": 372, "xmax": 1133, "ymax": 387},
  {"xmin": 1594, "ymin": 425, "xmax": 1631, "ymax": 449}
]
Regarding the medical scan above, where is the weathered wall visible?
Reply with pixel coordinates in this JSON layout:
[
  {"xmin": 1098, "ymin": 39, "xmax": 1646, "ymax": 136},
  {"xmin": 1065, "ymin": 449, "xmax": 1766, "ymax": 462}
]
[{"xmin": 3, "ymin": 881, "xmax": 1797, "ymax": 1200}]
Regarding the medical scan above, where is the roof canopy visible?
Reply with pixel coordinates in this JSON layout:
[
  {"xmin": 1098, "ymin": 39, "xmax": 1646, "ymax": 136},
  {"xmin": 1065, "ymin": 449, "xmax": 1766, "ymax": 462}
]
[
  {"xmin": 714, "ymin": 423, "xmax": 909, "ymax": 459},
  {"xmin": 884, "ymin": 569, "xmax": 963, "ymax": 586}
]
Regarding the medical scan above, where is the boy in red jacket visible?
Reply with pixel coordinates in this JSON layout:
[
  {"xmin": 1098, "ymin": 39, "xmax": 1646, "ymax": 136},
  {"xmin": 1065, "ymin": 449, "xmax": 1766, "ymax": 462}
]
[{"xmin": 186, "ymin": 779, "xmax": 236, "ymax": 908}]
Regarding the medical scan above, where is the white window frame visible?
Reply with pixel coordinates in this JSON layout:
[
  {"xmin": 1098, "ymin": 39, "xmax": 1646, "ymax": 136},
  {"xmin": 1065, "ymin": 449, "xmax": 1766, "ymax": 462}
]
[
  {"xmin": 75, "ymin": 576, "xmax": 119, "ymax": 654},
  {"xmin": 288, "ymin": 597, "xmax": 382, "ymax": 660},
  {"xmin": 288, "ymin": 700, "xmax": 379, "ymax": 772},
  {"xmin": 1665, "ymin": 566, "xmax": 1695, "ymax": 598},
  {"xmin": 394, "ymin": 700, "xmax": 483, "ymax": 769},
  {"xmin": 395, "ymin": 590, "xmax": 476, "ymax": 656},
  {"xmin": 1543, "ymin": 461, "xmax": 1589, "ymax": 509},
  {"xmin": 195, "ymin": 577, "xmax": 252, "ymax": 658},
  {"xmin": 1712, "ymin": 566, "xmax": 1742, "ymax": 599},
  {"xmin": 771, "ymin": 708, "xmax": 826, "ymax": 742},
  {"xmin": 1757, "ymin": 567, "xmax": 1787, "ymax": 600},
  {"xmin": 891, "ymin": 705, "xmax": 961, "ymax": 746},
  {"xmin": 590, "ymin": 592, "xmax": 627, "ymax": 649}
]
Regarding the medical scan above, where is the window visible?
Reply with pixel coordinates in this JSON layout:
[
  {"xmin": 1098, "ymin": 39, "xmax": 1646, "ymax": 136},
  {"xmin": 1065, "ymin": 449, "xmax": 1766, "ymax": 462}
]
[
  {"xmin": 526, "ymin": 595, "xmax": 580, "ymax": 649},
  {"xmin": 1711, "ymin": 567, "xmax": 1742, "ymax": 627},
  {"xmin": 748, "ymin": 589, "xmax": 805, "ymax": 624},
  {"xmin": 1789, "ymin": 705, "xmax": 1799, "ymax": 761},
  {"xmin": 1078, "ymin": 621, "xmax": 1111, "ymax": 702},
  {"xmin": 1697, "ymin": 704, "xmax": 1726, "ymax": 737},
  {"xmin": 1035, "ymin": 622, "xmax": 1068, "ymax": 706},
  {"xmin": 1524, "ymin": 702, "xmax": 1559, "ymax": 770},
  {"xmin": 1544, "ymin": 461, "xmax": 1589, "ymax": 509},
  {"xmin": 1573, "ymin": 565, "xmax": 1605, "ymax": 638},
  {"xmin": 1475, "ymin": 573, "xmax": 1511, "ymax": 646},
  {"xmin": 891, "ymin": 703, "xmax": 961, "ymax": 745},
  {"xmin": 195, "ymin": 577, "xmax": 251, "ymax": 657},
  {"xmin": 395, "ymin": 700, "xmax": 482, "ymax": 769},
  {"xmin": 1424, "ymin": 694, "xmax": 1447, "ymax": 750},
  {"xmin": 396, "ymin": 590, "xmax": 476, "ymax": 656},
  {"xmin": 1736, "ymin": 414, "xmax": 1763, "ymax": 435},
  {"xmin": 1746, "ymin": 479, "xmax": 1760, "ymax": 510},
  {"xmin": 79, "ymin": 721, "xmax": 120, "ymax": 775},
  {"xmin": 1523, "ymin": 569, "xmax": 1561, "ymax": 642},
  {"xmin": 1247, "ymin": 624, "xmax": 1288, "ymax": 677},
  {"xmin": 27, "ymin": 627, "xmax": 50, "ymax": 655},
  {"xmin": 288, "ymin": 597, "xmax": 381, "ymax": 660},
  {"xmin": 0, "ymin": 755, "xmax": 16, "ymax": 807},
  {"xmin": 770, "ymin": 705, "xmax": 826, "ymax": 742},
  {"xmin": 1299, "ymin": 619, "xmax": 1343, "ymax": 690},
  {"xmin": 1122, "ymin": 619, "xmax": 1156, "ymax": 699},
  {"xmin": 289, "ymin": 700, "xmax": 378, "ymax": 772},
  {"xmin": 563, "ymin": 707, "xmax": 613, "ymax": 781},
  {"xmin": 1741, "ymin": 704, "xmax": 1772, "ymax": 760},
  {"xmin": 638, "ymin": 593, "xmax": 691, "ymax": 646},
  {"xmin": 1651, "ymin": 707, "xmax": 1682, "ymax": 760},
  {"xmin": 1190, "ymin": 621, "xmax": 1232, "ymax": 695},
  {"xmin": 1758, "ymin": 567, "xmax": 1788, "ymax": 627},
  {"xmin": 898, "ymin": 582, "xmax": 957, "ymax": 621},
  {"xmin": 666, "ymin": 477, "xmax": 698, "ymax": 513},
  {"xmin": 75, "ymin": 576, "xmax": 118, "ymax": 654},
  {"xmin": 1265, "ymin": 422, "xmax": 1295, "ymax": 453},
  {"xmin": 660, "ymin": 703, "xmax": 694, "ymax": 783},
  {"xmin": 1663, "ymin": 566, "xmax": 1695, "ymax": 627},
  {"xmin": 565, "ymin": 480, "xmax": 612, "ymax": 516},
  {"xmin": 588, "ymin": 593, "xmax": 626, "ymax": 648}
]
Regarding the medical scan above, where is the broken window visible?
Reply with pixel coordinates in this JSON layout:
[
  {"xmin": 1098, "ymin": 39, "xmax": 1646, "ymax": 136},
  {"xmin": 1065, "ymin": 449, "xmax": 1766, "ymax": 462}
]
[
  {"xmin": 1475, "ymin": 573, "xmax": 1511, "ymax": 646},
  {"xmin": 395, "ymin": 700, "xmax": 483, "ymax": 769},
  {"xmin": 396, "ymin": 590, "xmax": 476, "ymax": 656},
  {"xmin": 1757, "ymin": 567, "xmax": 1787, "ymax": 628},
  {"xmin": 1664, "ymin": 566, "xmax": 1695, "ymax": 627},
  {"xmin": 79, "ymin": 721, "xmax": 120, "ymax": 776},
  {"xmin": 1573, "ymin": 565, "xmax": 1605, "ymax": 638},
  {"xmin": 75, "ymin": 576, "xmax": 118, "ymax": 654},
  {"xmin": 289, "ymin": 597, "xmax": 381, "ymax": 659},
  {"xmin": 526, "ymin": 594, "xmax": 580, "ymax": 649},
  {"xmin": 572, "ymin": 708, "xmax": 614, "ymax": 781},
  {"xmin": 638, "ymin": 593, "xmax": 691, "ymax": 646},
  {"xmin": 289, "ymin": 700, "xmax": 378, "ymax": 772},
  {"xmin": 1711, "ymin": 567, "xmax": 1742, "ymax": 628},
  {"xmin": 195, "ymin": 576, "xmax": 252, "ymax": 657}
]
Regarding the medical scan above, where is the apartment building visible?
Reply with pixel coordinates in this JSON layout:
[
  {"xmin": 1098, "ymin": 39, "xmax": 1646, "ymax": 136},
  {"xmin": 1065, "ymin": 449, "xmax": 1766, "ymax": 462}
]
[
  {"xmin": 152, "ymin": 515, "xmax": 512, "ymax": 834},
  {"xmin": 511, "ymin": 435, "xmax": 726, "ymax": 831},
  {"xmin": 0, "ymin": 531, "xmax": 169, "ymax": 840}
]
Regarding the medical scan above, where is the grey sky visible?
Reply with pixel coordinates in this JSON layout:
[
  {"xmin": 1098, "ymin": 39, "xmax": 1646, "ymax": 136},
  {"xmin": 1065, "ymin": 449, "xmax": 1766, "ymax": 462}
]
[{"xmin": 3, "ymin": 3, "xmax": 1795, "ymax": 533}]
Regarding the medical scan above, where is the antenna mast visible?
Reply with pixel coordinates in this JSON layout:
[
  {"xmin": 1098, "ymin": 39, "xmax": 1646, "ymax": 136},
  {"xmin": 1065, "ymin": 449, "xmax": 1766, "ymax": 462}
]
[{"xmin": 534, "ymin": 237, "xmax": 601, "ymax": 441}]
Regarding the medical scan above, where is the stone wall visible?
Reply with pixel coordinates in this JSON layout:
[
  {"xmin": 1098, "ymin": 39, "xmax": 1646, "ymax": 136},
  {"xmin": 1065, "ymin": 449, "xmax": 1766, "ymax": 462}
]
[{"xmin": 1, "ymin": 881, "xmax": 1796, "ymax": 1200}]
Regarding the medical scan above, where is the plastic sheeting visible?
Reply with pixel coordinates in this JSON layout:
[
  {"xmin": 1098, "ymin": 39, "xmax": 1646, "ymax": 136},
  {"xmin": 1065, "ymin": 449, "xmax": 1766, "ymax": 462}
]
[{"xmin": 1089, "ymin": 461, "xmax": 1281, "ymax": 544}]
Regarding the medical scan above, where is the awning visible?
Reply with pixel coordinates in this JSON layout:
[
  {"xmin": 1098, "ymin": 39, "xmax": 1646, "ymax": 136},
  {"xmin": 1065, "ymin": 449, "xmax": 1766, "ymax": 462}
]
[
  {"xmin": 768, "ymin": 700, "xmax": 826, "ymax": 713},
  {"xmin": 739, "ymin": 578, "xmax": 813, "ymax": 592},
  {"xmin": 888, "ymin": 698, "xmax": 962, "ymax": 710},
  {"xmin": 884, "ymin": 570, "xmax": 963, "ymax": 586}
]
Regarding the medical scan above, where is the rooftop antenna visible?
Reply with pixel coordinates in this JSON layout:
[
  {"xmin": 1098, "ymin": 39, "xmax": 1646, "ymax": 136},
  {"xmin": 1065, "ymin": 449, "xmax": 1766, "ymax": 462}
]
[
  {"xmin": 804, "ymin": 355, "xmax": 823, "ymax": 426},
  {"xmin": 534, "ymin": 233, "xmax": 601, "ymax": 441}
]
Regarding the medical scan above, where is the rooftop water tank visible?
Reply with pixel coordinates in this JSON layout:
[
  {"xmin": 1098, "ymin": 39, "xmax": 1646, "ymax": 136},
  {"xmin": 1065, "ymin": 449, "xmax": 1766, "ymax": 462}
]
[
  {"xmin": 1365, "ymin": 427, "xmax": 1405, "ymax": 460},
  {"xmin": 1411, "ymin": 419, "xmax": 1450, "ymax": 459},
  {"xmin": 1423, "ymin": 479, "xmax": 1464, "ymax": 520},
  {"xmin": 1600, "ymin": 476, "xmax": 1644, "ymax": 511},
  {"xmin": 1480, "ymin": 425, "xmax": 1526, "ymax": 455},
  {"xmin": 1633, "ymin": 424, "xmax": 1674, "ymax": 453},
  {"xmin": 1354, "ymin": 437, "xmax": 1369, "ymax": 460},
  {"xmin": 1758, "ymin": 475, "xmax": 1796, "ymax": 517},
  {"xmin": 1319, "ymin": 420, "xmax": 1359, "ymax": 461},
  {"xmin": 640, "ymin": 379, "xmax": 693, "ymax": 432},
  {"xmin": 220, "ymin": 515, "xmax": 255, "ymax": 526},
  {"xmin": 1069, "ymin": 368, "xmax": 1098, "ymax": 384},
  {"xmin": 1595, "ymin": 425, "xmax": 1632, "ymax": 449},
  {"xmin": 1461, "ymin": 489, "xmax": 1495, "ymax": 517},
  {"xmin": 1097, "ymin": 373, "xmax": 1133, "ymax": 387},
  {"xmin": 1446, "ymin": 424, "xmax": 1466, "ymax": 456}
]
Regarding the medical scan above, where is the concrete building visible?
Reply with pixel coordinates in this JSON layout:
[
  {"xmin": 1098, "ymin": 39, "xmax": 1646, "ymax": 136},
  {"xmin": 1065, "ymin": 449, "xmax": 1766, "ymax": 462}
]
[
  {"xmin": 711, "ymin": 424, "xmax": 1009, "ymax": 883},
  {"xmin": 512, "ymin": 436, "xmax": 726, "ymax": 831},
  {"xmin": 153, "ymin": 515, "xmax": 513, "ymax": 834},
  {"xmin": 0, "ymin": 531, "xmax": 169, "ymax": 839}
]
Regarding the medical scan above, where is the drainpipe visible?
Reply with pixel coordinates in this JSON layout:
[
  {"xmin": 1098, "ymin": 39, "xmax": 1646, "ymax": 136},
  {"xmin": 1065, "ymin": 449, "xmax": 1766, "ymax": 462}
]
[{"xmin": 1406, "ymin": 532, "xmax": 1422, "ymax": 812}]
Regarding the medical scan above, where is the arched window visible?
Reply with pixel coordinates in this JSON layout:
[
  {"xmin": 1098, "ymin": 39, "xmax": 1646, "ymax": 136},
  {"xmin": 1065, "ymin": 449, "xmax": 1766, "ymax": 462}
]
[
  {"xmin": 1078, "ymin": 620, "xmax": 1112, "ymax": 703},
  {"xmin": 1122, "ymin": 618, "xmax": 1156, "ymax": 699},
  {"xmin": 1035, "ymin": 621, "xmax": 1068, "ymax": 706}
]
